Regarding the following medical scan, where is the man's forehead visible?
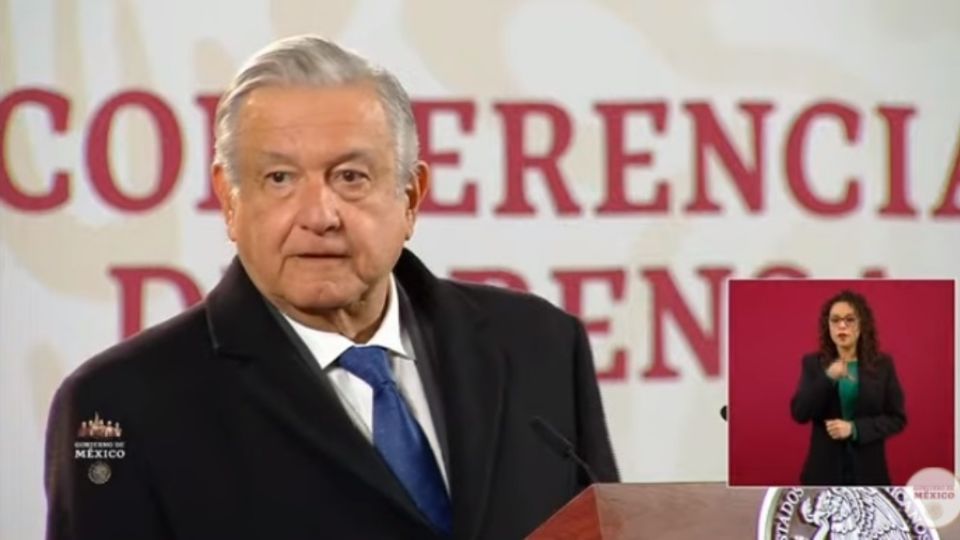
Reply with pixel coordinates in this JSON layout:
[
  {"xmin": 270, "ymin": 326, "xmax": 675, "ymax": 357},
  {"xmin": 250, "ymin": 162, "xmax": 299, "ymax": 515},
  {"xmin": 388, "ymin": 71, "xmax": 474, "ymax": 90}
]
[
  {"xmin": 240, "ymin": 84, "xmax": 385, "ymax": 122},
  {"xmin": 237, "ymin": 119, "xmax": 383, "ymax": 138},
  {"xmin": 232, "ymin": 84, "xmax": 391, "ymax": 143}
]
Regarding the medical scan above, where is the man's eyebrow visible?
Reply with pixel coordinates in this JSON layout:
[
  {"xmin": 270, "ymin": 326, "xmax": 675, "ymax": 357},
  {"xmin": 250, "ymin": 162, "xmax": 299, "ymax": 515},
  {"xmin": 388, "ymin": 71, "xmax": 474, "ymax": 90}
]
[
  {"xmin": 253, "ymin": 150, "xmax": 377, "ymax": 164},
  {"xmin": 254, "ymin": 150, "xmax": 298, "ymax": 164},
  {"xmin": 330, "ymin": 150, "xmax": 377, "ymax": 167}
]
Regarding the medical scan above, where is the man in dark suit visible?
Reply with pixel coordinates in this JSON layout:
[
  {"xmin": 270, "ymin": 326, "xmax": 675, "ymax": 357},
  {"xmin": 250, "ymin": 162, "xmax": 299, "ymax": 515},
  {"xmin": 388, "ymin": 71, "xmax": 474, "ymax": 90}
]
[{"xmin": 45, "ymin": 35, "xmax": 618, "ymax": 539}]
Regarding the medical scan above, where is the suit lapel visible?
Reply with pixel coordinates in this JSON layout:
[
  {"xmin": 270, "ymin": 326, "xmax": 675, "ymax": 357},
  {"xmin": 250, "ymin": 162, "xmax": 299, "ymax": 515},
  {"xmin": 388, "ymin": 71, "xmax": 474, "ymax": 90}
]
[
  {"xmin": 396, "ymin": 250, "xmax": 507, "ymax": 540},
  {"xmin": 205, "ymin": 258, "xmax": 433, "ymax": 532},
  {"xmin": 397, "ymin": 282, "xmax": 453, "ymax": 477},
  {"xmin": 854, "ymin": 362, "xmax": 880, "ymax": 416}
]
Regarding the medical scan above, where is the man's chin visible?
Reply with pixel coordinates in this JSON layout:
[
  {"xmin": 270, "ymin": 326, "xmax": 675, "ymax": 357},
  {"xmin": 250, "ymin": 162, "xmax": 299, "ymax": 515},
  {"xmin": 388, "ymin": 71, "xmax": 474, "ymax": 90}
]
[
  {"xmin": 296, "ymin": 300, "xmax": 352, "ymax": 315},
  {"xmin": 285, "ymin": 285, "xmax": 367, "ymax": 313},
  {"xmin": 287, "ymin": 293, "xmax": 353, "ymax": 313}
]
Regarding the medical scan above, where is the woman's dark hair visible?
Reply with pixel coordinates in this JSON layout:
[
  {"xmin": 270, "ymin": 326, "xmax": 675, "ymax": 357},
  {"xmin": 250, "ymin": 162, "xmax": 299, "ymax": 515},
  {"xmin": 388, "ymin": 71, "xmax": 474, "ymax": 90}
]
[{"xmin": 818, "ymin": 289, "xmax": 881, "ymax": 371}]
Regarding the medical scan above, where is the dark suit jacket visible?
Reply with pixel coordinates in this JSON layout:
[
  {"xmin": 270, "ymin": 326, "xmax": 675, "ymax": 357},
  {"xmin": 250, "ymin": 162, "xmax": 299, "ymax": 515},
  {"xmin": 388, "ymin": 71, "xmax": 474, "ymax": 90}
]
[
  {"xmin": 790, "ymin": 352, "xmax": 906, "ymax": 485},
  {"xmin": 45, "ymin": 250, "xmax": 619, "ymax": 540}
]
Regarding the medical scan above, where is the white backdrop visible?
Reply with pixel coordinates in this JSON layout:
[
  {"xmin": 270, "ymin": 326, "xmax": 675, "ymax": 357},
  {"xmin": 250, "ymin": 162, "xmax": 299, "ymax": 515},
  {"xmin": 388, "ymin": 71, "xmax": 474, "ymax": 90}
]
[{"xmin": 3, "ymin": 1, "xmax": 960, "ymax": 537}]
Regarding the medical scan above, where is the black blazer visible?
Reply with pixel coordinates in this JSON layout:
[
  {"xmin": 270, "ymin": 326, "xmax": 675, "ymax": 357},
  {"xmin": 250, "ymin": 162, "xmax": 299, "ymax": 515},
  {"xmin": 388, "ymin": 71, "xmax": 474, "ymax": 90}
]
[
  {"xmin": 45, "ymin": 250, "xmax": 618, "ymax": 540},
  {"xmin": 790, "ymin": 353, "xmax": 906, "ymax": 485}
]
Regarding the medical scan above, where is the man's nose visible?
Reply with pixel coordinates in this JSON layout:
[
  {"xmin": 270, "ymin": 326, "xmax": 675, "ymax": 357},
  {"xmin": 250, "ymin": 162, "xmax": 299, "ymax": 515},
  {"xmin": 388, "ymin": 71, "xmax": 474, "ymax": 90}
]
[{"xmin": 297, "ymin": 176, "xmax": 341, "ymax": 233}]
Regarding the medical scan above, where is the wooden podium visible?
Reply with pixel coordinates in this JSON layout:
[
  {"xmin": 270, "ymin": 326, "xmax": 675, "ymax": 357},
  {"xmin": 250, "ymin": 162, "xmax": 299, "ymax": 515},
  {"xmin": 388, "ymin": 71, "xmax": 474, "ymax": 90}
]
[
  {"xmin": 528, "ymin": 483, "xmax": 764, "ymax": 539},
  {"xmin": 527, "ymin": 483, "xmax": 960, "ymax": 539},
  {"xmin": 529, "ymin": 483, "xmax": 766, "ymax": 540}
]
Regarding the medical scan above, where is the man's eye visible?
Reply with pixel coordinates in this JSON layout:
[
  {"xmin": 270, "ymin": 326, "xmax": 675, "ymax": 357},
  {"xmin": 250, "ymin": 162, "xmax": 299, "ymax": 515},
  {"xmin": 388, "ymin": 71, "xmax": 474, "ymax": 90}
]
[
  {"xmin": 265, "ymin": 171, "xmax": 293, "ymax": 184},
  {"xmin": 336, "ymin": 170, "xmax": 368, "ymax": 183}
]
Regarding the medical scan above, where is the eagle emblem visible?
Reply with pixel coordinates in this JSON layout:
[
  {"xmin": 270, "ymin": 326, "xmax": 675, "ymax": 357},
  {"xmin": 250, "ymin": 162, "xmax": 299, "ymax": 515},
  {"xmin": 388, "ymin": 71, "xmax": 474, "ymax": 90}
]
[
  {"xmin": 796, "ymin": 487, "xmax": 911, "ymax": 539},
  {"xmin": 761, "ymin": 486, "xmax": 936, "ymax": 540}
]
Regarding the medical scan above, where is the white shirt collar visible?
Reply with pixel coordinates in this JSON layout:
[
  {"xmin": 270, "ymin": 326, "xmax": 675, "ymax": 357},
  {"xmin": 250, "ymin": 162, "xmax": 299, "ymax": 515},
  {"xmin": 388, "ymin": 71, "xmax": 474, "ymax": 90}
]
[{"xmin": 281, "ymin": 274, "xmax": 413, "ymax": 369}]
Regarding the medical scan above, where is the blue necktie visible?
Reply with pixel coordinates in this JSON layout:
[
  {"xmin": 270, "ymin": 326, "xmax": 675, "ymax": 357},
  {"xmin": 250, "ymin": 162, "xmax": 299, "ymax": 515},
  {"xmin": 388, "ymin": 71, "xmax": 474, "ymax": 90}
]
[{"xmin": 338, "ymin": 346, "xmax": 452, "ymax": 536}]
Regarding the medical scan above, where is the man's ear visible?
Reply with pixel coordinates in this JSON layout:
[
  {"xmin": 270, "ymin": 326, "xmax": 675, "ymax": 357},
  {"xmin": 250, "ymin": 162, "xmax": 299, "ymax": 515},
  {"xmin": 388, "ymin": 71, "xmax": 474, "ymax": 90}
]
[
  {"xmin": 212, "ymin": 164, "xmax": 238, "ymax": 242},
  {"xmin": 403, "ymin": 161, "xmax": 430, "ymax": 240}
]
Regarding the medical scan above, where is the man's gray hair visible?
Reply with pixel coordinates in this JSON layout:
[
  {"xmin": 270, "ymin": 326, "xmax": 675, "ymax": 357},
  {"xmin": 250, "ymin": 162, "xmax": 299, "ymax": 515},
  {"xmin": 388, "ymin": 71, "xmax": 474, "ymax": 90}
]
[{"xmin": 213, "ymin": 35, "xmax": 419, "ymax": 186}]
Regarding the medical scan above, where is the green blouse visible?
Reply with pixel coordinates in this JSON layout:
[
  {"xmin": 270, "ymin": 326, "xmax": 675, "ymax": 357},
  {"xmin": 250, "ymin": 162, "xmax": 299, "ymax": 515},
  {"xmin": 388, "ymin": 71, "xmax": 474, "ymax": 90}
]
[{"xmin": 837, "ymin": 361, "xmax": 859, "ymax": 441}]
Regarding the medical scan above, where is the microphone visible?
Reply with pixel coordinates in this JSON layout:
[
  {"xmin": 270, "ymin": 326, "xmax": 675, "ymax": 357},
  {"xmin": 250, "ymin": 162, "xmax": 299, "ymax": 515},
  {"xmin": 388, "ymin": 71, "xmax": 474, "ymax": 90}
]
[
  {"xmin": 530, "ymin": 416, "xmax": 599, "ymax": 485},
  {"xmin": 720, "ymin": 405, "xmax": 727, "ymax": 421}
]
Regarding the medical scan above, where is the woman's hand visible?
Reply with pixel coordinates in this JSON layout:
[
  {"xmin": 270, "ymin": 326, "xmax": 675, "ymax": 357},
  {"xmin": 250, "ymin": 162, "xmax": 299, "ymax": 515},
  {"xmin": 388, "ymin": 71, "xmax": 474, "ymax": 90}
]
[
  {"xmin": 825, "ymin": 419, "xmax": 854, "ymax": 440},
  {"xmin": 825, "ymin": 360, "xmax": 848, "ymax": 381}
]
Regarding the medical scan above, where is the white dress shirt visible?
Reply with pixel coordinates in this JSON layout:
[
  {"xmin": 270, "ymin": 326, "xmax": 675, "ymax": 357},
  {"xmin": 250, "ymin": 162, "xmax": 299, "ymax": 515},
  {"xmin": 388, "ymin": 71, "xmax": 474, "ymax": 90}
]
[{"xmin": 282, "ymin": 275, "xmax": 449, "ymax": 491}]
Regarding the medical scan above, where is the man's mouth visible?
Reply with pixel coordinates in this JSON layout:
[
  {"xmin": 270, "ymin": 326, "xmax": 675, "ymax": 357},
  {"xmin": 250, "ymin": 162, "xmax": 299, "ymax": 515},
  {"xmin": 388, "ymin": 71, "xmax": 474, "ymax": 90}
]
[{"xmin": 294, "ymin": 253, "xmax": 347, "ymax": 260}]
